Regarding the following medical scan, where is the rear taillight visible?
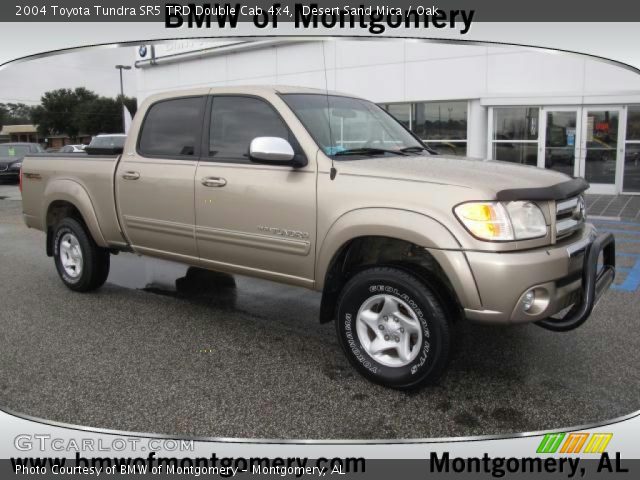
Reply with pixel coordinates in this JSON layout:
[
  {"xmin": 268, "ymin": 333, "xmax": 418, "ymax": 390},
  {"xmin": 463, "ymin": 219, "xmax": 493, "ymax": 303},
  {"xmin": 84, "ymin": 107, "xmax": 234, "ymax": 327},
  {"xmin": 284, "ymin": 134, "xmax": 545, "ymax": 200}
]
[{"xmin": 19, "ymin": 167, "xmax": 23, "ymax": 192}]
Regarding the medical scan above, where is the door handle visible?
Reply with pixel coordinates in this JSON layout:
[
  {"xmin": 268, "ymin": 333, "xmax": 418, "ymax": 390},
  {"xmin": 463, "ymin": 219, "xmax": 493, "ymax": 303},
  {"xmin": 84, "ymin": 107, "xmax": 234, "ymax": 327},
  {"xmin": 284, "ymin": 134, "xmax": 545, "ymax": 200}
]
[
  {"xmin": 121, "ymin": 171, "xmax": 140, "ymax": 180},
  {"xmin": 201, "ymin": 176, "xmax": 227, "ymax": 187}
]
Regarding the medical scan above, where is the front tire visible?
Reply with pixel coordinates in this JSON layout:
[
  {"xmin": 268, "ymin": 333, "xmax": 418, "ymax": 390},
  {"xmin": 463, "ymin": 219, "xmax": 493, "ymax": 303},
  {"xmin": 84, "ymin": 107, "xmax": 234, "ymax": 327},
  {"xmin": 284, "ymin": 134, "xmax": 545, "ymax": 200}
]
[
  {"xmin": 335, "ymin": 267, "xmax": 451, "ymax": 390},
  {"xmin": 53, "ymin": 218, "xmax": 110, "ymax": 292}
]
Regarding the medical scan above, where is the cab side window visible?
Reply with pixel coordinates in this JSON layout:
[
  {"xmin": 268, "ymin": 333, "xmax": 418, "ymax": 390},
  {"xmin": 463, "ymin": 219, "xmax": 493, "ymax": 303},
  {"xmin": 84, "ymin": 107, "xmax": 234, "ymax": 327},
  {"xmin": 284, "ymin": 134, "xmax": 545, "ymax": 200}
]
[
  {"xmin": 138, "ymin": 96, "xmax": 205, "ymax": 157},
  {"xmin": 209, "ymin": 96, "xmax": 290, "ymax": 162}
]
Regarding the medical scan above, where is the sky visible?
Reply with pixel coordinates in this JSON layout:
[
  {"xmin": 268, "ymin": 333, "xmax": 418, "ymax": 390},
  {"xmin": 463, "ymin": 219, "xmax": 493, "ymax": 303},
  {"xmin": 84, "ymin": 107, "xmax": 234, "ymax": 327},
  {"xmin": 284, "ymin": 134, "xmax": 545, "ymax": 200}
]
[{"xmin": 0, "ymin": 46, "xmax": 137, "ymax": 105}]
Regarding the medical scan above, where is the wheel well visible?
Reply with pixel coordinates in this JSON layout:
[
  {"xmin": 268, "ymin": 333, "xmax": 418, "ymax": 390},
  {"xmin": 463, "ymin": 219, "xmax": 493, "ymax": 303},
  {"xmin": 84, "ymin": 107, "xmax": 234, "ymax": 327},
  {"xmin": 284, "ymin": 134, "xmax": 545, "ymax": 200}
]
[
  {"xmin": 319, "ymin": 236, "xmax": 464, "ymax": 324},
  {"xmin": 45, "ymin": 201, "xmax": 85, "ymax": 257}
]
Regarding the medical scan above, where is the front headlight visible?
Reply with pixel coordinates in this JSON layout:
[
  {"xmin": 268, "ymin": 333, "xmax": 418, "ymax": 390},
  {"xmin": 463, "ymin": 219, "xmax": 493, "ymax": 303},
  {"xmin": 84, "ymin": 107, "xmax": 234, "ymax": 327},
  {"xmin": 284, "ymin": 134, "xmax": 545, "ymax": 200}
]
[
  {"xmin": 454, "ymin": 201, "xmax": 547, "ymax": 241},
  {"xmin": 505, "ymin": 201, "xmax": 547, "ymax": 239}
]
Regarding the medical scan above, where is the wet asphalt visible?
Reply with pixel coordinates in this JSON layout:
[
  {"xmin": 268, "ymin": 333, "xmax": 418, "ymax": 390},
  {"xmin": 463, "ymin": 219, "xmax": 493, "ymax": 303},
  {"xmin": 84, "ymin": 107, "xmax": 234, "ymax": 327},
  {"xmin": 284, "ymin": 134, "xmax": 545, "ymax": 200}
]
[{"xmin": 0, "ymin": 186, "xmax": 639, "ymax": 439}]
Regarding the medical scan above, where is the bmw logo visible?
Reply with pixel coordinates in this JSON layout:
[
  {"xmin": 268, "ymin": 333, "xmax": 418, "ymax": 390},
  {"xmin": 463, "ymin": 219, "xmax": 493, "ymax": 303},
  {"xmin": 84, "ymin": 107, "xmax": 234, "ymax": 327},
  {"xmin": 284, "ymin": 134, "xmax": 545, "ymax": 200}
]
[{"xmin": 138, "ymin": 45, "xmax": 147, "ymax": 58}]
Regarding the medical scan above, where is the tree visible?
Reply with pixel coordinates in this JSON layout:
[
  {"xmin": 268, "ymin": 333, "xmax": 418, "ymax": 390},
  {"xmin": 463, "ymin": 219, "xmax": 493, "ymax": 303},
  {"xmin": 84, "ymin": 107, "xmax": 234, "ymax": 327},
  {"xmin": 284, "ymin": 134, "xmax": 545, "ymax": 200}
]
[
  {"xmin": 73, "ymin": 97, "xmax": 121, "ymax": 135},
  {"xmin": 73, "ymin": 95, "xmax": 138, "ymax": 136},
  {"xmin": 29, "ymin": 88, "xmax": 138, "ymax": 139},
  {"xmin": 31, "ymin": 87, "xmax": 98, "ymax": 139},
  {"xmin": 0, "ymin": 102, "xmax": 36, "ymax": 128}
]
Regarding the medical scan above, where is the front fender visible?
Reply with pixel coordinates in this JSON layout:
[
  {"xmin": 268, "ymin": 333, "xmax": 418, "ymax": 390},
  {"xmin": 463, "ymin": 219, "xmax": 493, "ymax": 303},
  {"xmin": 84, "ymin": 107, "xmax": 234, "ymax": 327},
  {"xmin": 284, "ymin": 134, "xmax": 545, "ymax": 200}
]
[
  {"xmin": 315, "ymin": 208, "xmax": 461, "ymax": 290},
  {"xmin": 43, "ymin": 179, "xmax": 108, "ymax": 247}
]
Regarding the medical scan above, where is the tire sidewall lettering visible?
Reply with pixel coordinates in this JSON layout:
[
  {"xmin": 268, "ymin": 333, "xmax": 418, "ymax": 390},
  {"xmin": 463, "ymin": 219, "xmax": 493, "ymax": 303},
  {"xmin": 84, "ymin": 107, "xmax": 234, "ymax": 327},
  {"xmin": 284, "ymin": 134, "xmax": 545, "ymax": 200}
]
[{"xmin": 344, "ymin": 313, "xmax": 378, "ymax": 374}]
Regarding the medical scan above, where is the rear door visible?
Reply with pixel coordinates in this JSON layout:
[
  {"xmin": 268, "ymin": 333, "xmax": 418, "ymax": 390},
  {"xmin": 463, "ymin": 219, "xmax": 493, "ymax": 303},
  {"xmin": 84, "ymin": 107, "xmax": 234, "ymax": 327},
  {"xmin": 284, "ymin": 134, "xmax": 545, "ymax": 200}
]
[
  {"xmin": 116, "ymin": 94, "xmax": 207, "ymax": 260},
  {"xmin": 194, "ymin": 95, "xmax": 317, "ymax": 286}
]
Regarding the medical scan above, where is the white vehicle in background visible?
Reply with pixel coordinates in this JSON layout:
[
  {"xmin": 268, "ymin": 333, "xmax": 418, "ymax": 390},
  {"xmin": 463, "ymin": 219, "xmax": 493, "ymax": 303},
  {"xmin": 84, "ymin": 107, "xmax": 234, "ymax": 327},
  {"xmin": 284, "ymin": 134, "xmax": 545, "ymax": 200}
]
[
  {"xmin": 59, "ymin": 144, "xmax": 87, "ymax": 153},
  {"xmin": 85, "ymin": 134, "xmax": 126, "ymax": 155}
]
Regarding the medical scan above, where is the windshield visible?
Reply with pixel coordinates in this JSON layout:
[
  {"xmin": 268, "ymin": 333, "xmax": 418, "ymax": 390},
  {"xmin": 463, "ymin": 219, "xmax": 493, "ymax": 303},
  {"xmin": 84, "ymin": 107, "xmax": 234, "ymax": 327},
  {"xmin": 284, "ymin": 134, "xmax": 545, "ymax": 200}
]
[
  {"xmin": 282, "ymin": 94, "xmax": 424, "ymax": 157},
  {"xmin": 90, "ymin": 136, "xmax": 125, "ymax": 148},
  {"xmin": 0, "ymin": 145, "xmax": 30, "ymax": 157}
]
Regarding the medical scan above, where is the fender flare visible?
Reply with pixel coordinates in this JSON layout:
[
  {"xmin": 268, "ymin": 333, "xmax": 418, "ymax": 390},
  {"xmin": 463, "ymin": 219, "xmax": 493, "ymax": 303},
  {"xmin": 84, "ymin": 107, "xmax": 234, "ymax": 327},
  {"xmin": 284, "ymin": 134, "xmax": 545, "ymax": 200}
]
[
  {"xmin": 315, "ymin": 208, "xmax": 461, "ymax": 290},
  {"xmin": 42, "ymin": 179, "xmax": 108, "ymax": 248}
]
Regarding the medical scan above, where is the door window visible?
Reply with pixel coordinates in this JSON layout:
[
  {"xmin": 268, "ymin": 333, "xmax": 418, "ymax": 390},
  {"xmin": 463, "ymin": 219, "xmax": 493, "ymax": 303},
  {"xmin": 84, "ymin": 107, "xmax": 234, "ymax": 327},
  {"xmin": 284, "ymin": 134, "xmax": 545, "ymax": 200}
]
[
  {"xmin": 138, "ymin": 96, "xmax": 205, "ymax": 157},
  {"xmin": 624, "ymin": 106, "xmax": 640, "ymax": 192},
  {"xmin": 209, "ymin": 96, "xmax": 290, "ymax": 162},
  {"xmin": 544, "ymin": 111, "xmax": 577, "ymax": 177},
  {"xmin": 584, "ymin": 110, "xmax": 618, "ymax": 185}
]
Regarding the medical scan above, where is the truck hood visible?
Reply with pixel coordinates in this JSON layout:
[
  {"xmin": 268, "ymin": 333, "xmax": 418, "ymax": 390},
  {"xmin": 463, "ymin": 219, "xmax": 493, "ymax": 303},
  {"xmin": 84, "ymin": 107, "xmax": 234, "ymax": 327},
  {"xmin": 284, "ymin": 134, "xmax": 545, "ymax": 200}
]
[{"xmin": 336, "ymin": 155, "xmax": 572, "ymax": 197}]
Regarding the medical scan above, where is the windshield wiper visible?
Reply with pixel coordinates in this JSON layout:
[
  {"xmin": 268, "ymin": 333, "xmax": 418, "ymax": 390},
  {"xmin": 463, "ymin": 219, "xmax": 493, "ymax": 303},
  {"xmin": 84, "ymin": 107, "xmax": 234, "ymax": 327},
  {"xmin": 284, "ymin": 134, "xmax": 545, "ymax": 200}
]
[
  {"xmin": 334, "ymin": 147, "xmax": 408, "ymax": 157},
  {"xmin": 400, "ymin": 145, "xmax": 437, "ymax": 154}
]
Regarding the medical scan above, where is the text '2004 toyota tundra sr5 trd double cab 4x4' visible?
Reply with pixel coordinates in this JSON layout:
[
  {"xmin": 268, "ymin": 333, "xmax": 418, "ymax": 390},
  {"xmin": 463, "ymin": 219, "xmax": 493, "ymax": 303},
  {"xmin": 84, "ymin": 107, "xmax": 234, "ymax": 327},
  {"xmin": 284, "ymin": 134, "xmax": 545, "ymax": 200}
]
[{"xmin": 21, "ymin": 86, "xmax": 616, "ymax": 389}]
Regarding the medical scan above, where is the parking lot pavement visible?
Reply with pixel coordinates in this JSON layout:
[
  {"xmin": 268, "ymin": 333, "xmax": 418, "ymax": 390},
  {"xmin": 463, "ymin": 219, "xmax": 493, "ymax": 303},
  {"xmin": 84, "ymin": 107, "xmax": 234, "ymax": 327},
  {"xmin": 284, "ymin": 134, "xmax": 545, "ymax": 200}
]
[
  {"xmin": 1, "ymin": 190, "xmax": 639, "ymax": 440},
  {"xmin": 0, "ymin": 181, "xmax": 21, "ymax": 201}
]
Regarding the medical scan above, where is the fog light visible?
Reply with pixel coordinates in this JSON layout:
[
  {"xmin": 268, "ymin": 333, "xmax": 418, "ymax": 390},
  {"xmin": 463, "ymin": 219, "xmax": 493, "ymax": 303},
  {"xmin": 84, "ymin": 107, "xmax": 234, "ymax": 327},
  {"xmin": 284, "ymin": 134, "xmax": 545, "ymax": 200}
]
[{"xmin": 522, "ymin": 290, "xmax": 536, "ymax": 312}]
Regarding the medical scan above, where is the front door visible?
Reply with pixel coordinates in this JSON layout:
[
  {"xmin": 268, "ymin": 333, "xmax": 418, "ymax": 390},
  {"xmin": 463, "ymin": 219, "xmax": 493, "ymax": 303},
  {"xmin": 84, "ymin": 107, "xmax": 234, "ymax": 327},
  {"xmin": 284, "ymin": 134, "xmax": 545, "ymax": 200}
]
[
  {"xmin": 540, "ymin": 106, "xmax": 624, "ymax": 194},
  {"xmin": 194, "ymin": 95, "xmax": 317, "ymax": 287},
  {"xmin": 580, "ymin": 107, "xmax": 624, "ymax": 195}
]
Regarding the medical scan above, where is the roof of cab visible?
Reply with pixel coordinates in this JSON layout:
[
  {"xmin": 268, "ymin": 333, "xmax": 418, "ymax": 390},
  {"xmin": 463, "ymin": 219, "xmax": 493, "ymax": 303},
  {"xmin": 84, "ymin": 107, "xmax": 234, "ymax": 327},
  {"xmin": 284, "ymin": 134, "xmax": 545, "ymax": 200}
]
[{"xmin": 143, "ymin": 85, "xmax": 361, "ymax": 104}]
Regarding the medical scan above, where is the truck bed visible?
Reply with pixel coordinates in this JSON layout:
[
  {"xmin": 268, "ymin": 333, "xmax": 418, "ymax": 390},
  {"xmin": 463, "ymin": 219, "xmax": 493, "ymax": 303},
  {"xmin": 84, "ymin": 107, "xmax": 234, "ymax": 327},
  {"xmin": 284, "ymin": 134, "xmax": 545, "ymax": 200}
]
[{"xmin": 21, "ymin": 154, "xmax": 127, "ymax": 247}]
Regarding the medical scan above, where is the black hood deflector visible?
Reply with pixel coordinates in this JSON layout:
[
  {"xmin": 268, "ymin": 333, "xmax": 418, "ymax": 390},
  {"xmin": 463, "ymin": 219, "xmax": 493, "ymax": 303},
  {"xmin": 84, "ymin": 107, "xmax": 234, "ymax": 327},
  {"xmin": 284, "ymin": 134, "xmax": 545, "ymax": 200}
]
[{"xmin": 496, "ymin": 177, "xmax": 589, "ymax": 202}]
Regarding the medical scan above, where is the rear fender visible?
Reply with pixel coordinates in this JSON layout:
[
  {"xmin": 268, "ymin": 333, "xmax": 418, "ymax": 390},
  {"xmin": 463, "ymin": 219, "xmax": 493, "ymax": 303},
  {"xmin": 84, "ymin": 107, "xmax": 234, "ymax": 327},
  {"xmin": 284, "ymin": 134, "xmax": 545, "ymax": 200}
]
[{"xmin": 43, "ymin": 179, "xmax": 108, "ymax": 248}]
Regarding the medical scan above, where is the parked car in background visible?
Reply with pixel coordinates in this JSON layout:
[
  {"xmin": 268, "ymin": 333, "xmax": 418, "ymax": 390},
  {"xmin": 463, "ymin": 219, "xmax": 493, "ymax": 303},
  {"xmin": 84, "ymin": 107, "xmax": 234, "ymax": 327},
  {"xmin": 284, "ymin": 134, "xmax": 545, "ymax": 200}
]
[
  {"xmin": 0, "ymin": 143, "xmax": 44, "ymax": 182},
  {"xmin": 84, "ymin": 134, "xmax": 126, "ymax": 155},
  {"xmin": 59, "ymin": 144, "xmax": 87, "ymax": 153}
]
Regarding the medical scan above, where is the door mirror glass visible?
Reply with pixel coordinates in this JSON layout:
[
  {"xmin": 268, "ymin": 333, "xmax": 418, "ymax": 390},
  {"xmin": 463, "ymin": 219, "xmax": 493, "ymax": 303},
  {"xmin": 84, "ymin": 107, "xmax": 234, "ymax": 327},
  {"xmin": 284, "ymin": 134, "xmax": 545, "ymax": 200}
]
[{"xmin": 249, "ymin": 137, "xmax": 295, "ymax": 164}]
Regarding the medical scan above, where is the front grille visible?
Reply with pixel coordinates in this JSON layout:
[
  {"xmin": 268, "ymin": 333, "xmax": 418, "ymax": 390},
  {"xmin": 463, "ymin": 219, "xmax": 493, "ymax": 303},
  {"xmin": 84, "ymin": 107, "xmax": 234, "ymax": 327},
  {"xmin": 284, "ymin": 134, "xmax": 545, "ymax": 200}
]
[
  {"xmin": 0, "ymin": 163, "xmax": 8, "ymax": 172},
  {"xmin": 555, "ymin": 196, "xmax": 586, "ymax": 240}
]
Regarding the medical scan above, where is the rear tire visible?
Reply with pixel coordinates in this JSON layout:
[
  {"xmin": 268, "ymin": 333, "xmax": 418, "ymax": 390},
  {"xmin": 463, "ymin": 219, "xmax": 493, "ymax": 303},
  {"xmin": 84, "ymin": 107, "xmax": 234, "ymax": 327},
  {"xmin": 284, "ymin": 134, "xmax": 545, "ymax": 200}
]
[
  {"xmin": 53, "ymin": 218, "xmax": 110, "ymax": 292},
  {"xmin": 335, "ymin": 266, "xmax": 451, "ymax": 390}
]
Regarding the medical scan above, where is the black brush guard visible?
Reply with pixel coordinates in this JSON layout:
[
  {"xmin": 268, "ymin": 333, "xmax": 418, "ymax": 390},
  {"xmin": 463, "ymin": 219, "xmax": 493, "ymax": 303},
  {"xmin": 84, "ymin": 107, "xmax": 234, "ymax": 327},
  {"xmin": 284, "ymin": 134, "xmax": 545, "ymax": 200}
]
[{"xmin": 536, "ymin": 232, "xmax": 616, "ymax": 332}]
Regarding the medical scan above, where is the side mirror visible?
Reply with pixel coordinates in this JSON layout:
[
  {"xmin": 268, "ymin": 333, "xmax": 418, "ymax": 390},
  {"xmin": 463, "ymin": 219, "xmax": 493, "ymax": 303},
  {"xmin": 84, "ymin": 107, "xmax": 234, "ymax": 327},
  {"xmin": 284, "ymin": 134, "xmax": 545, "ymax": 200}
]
[{"xmin": 249, "ymin": 137, "xmax": 296, "ymax": 165}]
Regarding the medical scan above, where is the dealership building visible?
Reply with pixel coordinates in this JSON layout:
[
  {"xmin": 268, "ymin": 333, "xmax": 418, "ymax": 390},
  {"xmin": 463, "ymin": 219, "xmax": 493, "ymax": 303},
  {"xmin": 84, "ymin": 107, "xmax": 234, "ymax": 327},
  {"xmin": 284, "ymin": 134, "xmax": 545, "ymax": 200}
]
[{"xmin": 133, "ymin": 39, "xmax": 640, "ymax": 195}]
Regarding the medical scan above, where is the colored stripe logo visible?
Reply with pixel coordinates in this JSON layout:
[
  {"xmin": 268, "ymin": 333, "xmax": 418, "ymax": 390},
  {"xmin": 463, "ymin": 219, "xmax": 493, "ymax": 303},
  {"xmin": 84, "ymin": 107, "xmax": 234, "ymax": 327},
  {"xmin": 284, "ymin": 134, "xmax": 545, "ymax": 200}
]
[
  {"xmin": 537, "ymin": 433, "xmax": 565, "ymax": 453},
  {"xmin": 584, "ymin": 434, "xmax": 613, "ymax": 454},
  {"xmin": 537, "ymin": 432, "xmax": 612, "ymax": 454}
]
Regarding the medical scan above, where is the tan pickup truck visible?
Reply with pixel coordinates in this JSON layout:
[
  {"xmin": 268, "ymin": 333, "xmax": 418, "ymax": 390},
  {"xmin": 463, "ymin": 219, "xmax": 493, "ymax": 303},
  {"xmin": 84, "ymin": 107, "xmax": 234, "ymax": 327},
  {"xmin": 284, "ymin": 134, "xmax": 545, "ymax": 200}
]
[{"xmin": 21, "ymin": 86, "xmax": 615, "ymax": 389}]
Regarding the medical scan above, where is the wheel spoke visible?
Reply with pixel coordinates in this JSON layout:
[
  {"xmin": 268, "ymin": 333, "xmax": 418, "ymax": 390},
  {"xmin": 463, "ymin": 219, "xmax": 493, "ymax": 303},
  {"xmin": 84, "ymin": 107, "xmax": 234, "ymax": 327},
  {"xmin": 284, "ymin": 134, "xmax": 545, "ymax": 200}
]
[
  {"xmin": 394, "ymin": 311, "xmax": 421, "ymax": 335},
  {"xmin": 378, "ymin": 296, "xmax": 399, "ymax": 319},
  {"xmin": 369, "ymin": 337, "xmax": 389, "ymax": 356},
  {"xmin": 397, "ymin": 334, "xmax": 412, "ymax": 363},
  {"xmin": 358, "ymin": 308, "xmax": 380, "ymax": 330}
]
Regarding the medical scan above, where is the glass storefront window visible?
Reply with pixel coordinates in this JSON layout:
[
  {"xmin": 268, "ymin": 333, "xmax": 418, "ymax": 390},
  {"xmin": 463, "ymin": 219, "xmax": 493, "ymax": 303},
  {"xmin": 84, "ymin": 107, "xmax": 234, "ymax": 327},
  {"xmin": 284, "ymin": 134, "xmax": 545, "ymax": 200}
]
[
  {"xmin": 383, "ymin": 104, "xmax": 411, "ymax": 130},
  {"xmin": 381, "ymin": 100, "xmax": 468, "ymax": 156},
  {"xmin": 624, "ymin": 106, "xmax": 640, "ymax": 192},
  {"xmin": 492, "ymin": 142, "xmax": 538, "ymax": 166},
  {"xmin": 493, "ymin": 107, "xmax": 539, "ymax": 141},
  {"xmin": 412, "ymin": 101, "xmax": 467, "ymax": 141},
  {"xmin": 491, "ymin": 107, "xmax": 539, "ymax": 165}
]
